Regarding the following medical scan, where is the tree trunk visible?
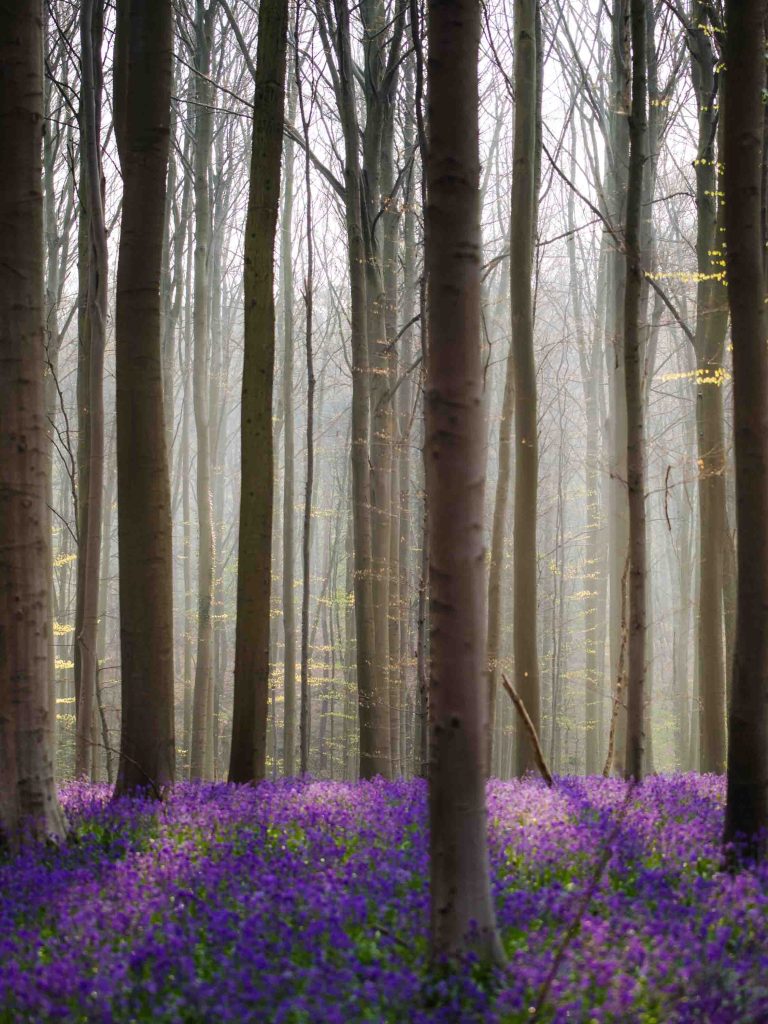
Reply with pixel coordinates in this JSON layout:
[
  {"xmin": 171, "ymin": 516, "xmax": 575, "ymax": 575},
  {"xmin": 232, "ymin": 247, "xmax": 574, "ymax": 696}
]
[
  {"xmin": 189, "ymin": 1, "xmax": 215, "ymax": 782},
  {"xmin": 425, "ymin": 0, "xmax": 503, "ymax": 963},
  {"xmin": 688, "ymin": 5, "xmax": 728, "ymax": 773},
  {"xmin": 317, "ymin": 0, "xmax": 389, "ymax": 779},
  {"xmin": 605, "ymin": 0, "xmax": 631, "ymax": 775},
  {"xmin": 623, "ymin": 0, "xmax": 648, "ymax": 782},
  {"xmin": 511, "ymin": 0, "xmax": 540, "ymax": 777},
  {"xmin": 229, "ymin": 0, "xmax": 288, "ymax": 783},
  {"xmin": 74, "ymin": 0, "xmax": 107, "ymax": 781},
  {"xmin": 0, "ymin": 0, "xmax": 65, "ymax": 846},
  {"xmin": 281, "ymin": 70, "xmax": 298, "ymax": 777},
  {"xmin": 298, "ymin": 44, "xmax": 315, "ymax": 776},
  {"xmin": 113, "ymin": 0, "xmax": 176, "ymax": 797},
  {"xmin": 723, "ymin": 0, "xmax": 768, "ymax": 855}
]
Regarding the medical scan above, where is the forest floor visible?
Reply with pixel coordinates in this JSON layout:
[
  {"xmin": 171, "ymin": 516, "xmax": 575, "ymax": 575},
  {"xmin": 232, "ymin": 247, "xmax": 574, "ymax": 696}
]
[{"xmin": 1, "ymin": 774, "xmax": 766, "ymax": 1023}]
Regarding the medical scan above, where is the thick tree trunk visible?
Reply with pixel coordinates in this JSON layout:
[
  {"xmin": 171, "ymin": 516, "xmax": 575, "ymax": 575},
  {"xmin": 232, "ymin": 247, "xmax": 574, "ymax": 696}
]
[
  {"xmin": 511, "ymin": 0, "xmax": 540, "ymax": 777},
  {"xmin": 229, "ymin": 0, "xmax": 288, "ymax": 783},
  {"xmin": 425, "ymin": 0, "xmax": 503, "ymax": 963},
  {"xmin": 723, "ymin": 0, "xmax": 768, "ymax": 855},
  {"xmin": 0, "ymin": 0, "xmax": 65, "ymax": 846},
  {"xmin": 113, "ymin": 0, "xmax": 176, "ymax": 796}
]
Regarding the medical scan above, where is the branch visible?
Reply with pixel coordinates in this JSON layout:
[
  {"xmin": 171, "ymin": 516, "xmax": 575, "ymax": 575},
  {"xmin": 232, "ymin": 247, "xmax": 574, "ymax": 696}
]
[
  {"xmin": 501, "ymin": 674, "xmax": 553, "ymax": 787},
  {"xmin": 542, "ymin": 141, "xmax": 696, "ymax": 348}
]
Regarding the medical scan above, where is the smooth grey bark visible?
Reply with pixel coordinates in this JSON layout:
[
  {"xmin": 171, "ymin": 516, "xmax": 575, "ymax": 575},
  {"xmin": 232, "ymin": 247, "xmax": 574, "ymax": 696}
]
[{"xmin": 425, "ymin": 0, "xmax": 503, "ymax": 963}]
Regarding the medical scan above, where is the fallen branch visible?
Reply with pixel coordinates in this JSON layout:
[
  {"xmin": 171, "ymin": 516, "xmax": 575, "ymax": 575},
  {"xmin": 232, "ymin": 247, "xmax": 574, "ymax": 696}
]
[{"xmin": 501, "ymin": 674, "xmax": 553, "ymax": 787}]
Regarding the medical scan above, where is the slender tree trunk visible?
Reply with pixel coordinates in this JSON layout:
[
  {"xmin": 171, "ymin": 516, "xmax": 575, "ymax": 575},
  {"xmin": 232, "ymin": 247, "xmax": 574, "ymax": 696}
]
[
  {"xmin": 425, "ymin": 0, "xmax": 503, "ymax": 963},
  {"xmin": 0, "ymin": 0, "xmax": 65, "ymax": 846},
  {"xmin": 723, "ymin": 0, "xmax": 768, "ymax": 855},
  {"xmin": 96, "ymin": 431, "xmax": 116, "ymax": 784},
  {"xmin": 74, "ymin": 0, "xmax": 107, "ymax": 781},
  {"xmin": 229, "ymin": 0, "xmax": 288, "ymax": 783},
  {"xmin": 113, "ymin": 0, "xmax": 176, "ymax": 796},
  {"xmin": 189, "ymin": 1, "xmax": 215, "ymax": 781},
  {"xmin": 689, "ymin": 6, "xmax": 728, "ymax": 773},
  {"xmin": 607, "ymin": 0, "xmax": 631, "ymax": 774},
  {"xmin": 623, "ymin": 0, "xmax": 648, "ymax": 782},
  {"xmin": 317, "ymin": 0, "xmax": 389, "ymax": 778},
  {"xmin": 511, "ymin": 0, "xmax": 540, "ymax": 777},
  {"xmin": 281, "ymin": 70, "xmax": 298, "ymax": 777},
  {"xmin": 298, "ymin": 41, "xmax": 314, "ymax": 776}
]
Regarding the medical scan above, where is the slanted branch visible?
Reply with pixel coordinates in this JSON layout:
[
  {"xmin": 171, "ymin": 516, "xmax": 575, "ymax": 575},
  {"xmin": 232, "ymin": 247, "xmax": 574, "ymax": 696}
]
[{"xmin": 501, "ymin": 674, "xmax": 553, "ymax": 787}]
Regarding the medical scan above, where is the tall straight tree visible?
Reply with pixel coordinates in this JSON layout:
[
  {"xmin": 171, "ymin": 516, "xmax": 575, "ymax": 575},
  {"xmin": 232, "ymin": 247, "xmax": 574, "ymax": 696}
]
[
  {"xmin": 623, "ymin": 0, "xmax": 648, "ymax": 781},
  {"xmin": 511, "ymin": 0, "xmax": 541, "ymax": 776},
  {"xmin": 0, "ymin": 0, "xmax": 65, "ymax": 846},
  {"xmin": 687, "ymin": 3, "xmax": 728, "ymax": 773},
  {"xmin": 723, "ymin": 0, "xmax": 768, "ymax": 856},
  {"xmin": 229, "ymin": 0, "xmax": 288, "ymax": 784},
  {"xmin": 316, "ymin": 0, "xmax": 389, "ymax": 778},
  {"xmin": 189, "ymin": 0, "xmax": 216, "ymax": 781},
  {"xmin": 113, "ymin": 0, "xmax": 176, "ymax": 796},
  {"xmin": 425, "ymin": 0, "xmax": 503, "ymax": 961},
  {"xmin": 74, "ymin": 0, "xmax": 108, "ymax": 779}
]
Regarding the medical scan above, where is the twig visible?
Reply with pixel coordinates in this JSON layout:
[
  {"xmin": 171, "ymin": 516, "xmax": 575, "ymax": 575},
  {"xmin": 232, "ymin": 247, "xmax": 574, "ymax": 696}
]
[{"xmin": 501, "ymin": 674, "xmax": 553, "ymax": 787}]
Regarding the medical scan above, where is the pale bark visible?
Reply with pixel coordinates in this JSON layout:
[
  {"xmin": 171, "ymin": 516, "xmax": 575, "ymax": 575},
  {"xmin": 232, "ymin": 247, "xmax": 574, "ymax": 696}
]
[
  {"xmin": 189, "ymin": 1, "xmax": 215, "ymax": 782},
  {"xmin": 281, "ymin": 71, "xmax": 298, "ymax": 776},
  {"xmin": 688, "ymin": 5, "xmax": 728, "ymax": 773}
]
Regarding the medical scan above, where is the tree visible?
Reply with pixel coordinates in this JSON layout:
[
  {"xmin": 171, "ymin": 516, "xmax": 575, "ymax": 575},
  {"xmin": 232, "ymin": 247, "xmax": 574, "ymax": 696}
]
[
  {"xmin": 229, "ymin": 0, "xmax": 288, "ymax": 784},
  {"xmin": 74, "ymin": 0, "xmax": 108, "ymax": 780},
  {"xmin": 316, "ymin": 0, "xmax": 390, "ymax": 779},
  {"xmin": 723, "ymin": 0, "xmax": 768, "ymax": 856},
  {"xmin": 113, "ymin": 0, "xmax": 176, "ymax": 796},
  {"xmin": 687, "ymin": 1, "xmax": 729, "ymax": 774},
  {"xmin": 0, "ymin": 0, "xmax": 65, "ymax": 845},
  {"xmin": 623, "ymin": 0, "xmax": 648, "ymax": 781},
  {"xmin": 511, "ymin": 0, "xmax": 541, "ymax": 776},
  {"xmin": 189, "ymin": 0, "xmax": 216, "ymax": 781},
  {"xmin": 425, "ymin": 0, "xmax": 503, "ymax": 961}
]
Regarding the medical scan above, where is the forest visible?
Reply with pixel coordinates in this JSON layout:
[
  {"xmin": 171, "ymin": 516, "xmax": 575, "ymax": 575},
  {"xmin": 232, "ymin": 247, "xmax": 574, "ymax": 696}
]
[{"xmin": 2, "ymin": 0, "xmax": 768, "ymax": 1020}]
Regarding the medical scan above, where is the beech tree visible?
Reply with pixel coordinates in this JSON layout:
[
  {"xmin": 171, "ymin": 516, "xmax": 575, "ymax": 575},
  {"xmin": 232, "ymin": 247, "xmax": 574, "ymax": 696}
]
[
  {"xmin": 0, "ymin": 0, "xmax": 65, "ymax": 845},
  {"xmin": 425, "ymin": 0, "xmax": 503, "ymax": 961},
  {"xmin": 723, "ymin": 0, "xmax": 768, "ymax": 855},
  {"xmin": 112, "ymin": 0, "xmax": 176, "ymax": 796},
  {"xmin": 623, "ymin": 0, "xmax": 648, "ymax": 781},
  {"xmin": 511, "ymin": 0, "xmax": 541, "ymax": 776},
  {"xmin": 229, "ymin": 0, "xmax": 288, "ymax": 784}
]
